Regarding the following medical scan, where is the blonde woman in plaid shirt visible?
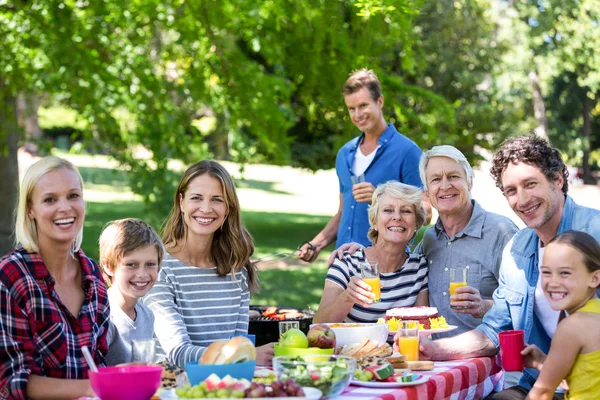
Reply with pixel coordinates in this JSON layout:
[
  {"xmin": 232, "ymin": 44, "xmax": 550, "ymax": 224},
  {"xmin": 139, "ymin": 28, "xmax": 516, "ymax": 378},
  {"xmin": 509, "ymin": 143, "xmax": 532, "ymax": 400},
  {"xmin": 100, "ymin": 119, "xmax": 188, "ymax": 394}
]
[{"xmin": 0, "ymin": 157, "xmax": 110, "ymax": 400}]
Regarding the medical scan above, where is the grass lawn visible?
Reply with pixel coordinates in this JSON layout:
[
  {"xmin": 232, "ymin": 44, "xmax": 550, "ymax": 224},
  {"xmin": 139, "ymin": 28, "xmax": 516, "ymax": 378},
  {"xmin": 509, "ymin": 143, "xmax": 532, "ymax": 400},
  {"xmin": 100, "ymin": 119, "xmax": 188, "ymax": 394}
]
[
  {"xmin": 69, "ymin": 151, "xmax": 427, "ymax": 310},
  {"xmin": 69, "ymin": 152, "xmax": 333, "ymax": 309},
  {"xmin": 84, "ymin": 201, "xmax": 332, "ymax": 309}
]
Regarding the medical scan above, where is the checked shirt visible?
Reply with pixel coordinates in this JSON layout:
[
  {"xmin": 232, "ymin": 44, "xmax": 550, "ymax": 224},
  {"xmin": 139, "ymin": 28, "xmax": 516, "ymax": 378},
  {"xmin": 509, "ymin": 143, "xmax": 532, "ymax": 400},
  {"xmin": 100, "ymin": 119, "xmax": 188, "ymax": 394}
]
[{"xmin": 0, "ymin": 246, "xmax": 110, "ymax": 400}]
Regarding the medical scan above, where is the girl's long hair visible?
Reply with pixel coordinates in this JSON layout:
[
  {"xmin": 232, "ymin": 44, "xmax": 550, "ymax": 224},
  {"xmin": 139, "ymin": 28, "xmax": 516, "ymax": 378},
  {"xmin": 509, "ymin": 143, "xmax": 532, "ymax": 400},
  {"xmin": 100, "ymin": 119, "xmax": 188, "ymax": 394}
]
[{"xmin": 162, "ymin": 160, "xmax": 258, "ymax": 292}]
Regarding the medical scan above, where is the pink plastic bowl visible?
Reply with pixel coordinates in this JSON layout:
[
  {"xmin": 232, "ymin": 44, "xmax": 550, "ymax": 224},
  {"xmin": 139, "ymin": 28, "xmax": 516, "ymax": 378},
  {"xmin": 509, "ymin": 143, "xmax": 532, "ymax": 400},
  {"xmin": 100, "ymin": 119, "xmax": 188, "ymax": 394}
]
[{"xmin": 89, "ymin": 365, "xmax": 162, "ymax": 400}]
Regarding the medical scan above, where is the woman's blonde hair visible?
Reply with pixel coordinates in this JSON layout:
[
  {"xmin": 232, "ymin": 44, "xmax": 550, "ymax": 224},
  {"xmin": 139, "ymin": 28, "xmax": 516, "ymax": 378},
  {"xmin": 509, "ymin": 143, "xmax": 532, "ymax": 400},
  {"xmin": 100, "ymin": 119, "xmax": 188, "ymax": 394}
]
[
  {"xmin": 162, "ymin": 160, "xmax": 258, "ymax": 292},
  {"xmin": 99, "ymin": 218, "xmax": 166, "ymax": 284},
  {"xmin": 15, "ymin": 156, "xmax": 85, "ymax": 253},
  {"xmin": 367, "ymin": 181, "xmax": 426, "ymax": 244}
]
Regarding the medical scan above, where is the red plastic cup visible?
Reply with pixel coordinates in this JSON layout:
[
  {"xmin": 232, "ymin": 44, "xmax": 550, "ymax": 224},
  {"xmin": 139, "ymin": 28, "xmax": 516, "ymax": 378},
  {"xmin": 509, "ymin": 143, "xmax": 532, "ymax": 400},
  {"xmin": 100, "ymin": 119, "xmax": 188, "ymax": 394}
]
[{"xmin": 499, "ymin": 330, "xmax": 525, "ymax": 371}]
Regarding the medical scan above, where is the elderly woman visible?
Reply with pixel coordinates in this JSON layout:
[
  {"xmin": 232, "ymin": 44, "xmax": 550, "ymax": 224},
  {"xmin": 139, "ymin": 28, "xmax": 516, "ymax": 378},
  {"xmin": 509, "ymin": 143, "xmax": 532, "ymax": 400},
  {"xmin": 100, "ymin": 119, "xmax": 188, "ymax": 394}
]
[
  {"xmin": 0, "ymin": 157, "xmax": 109, "ymax": 400},
  {"xmin": 313, "ymin": 181, "xmax": 429, "ymax": 323},
  {"xmin": 334, "ymin": 147, "xmax": 518, "ymax": 336}
]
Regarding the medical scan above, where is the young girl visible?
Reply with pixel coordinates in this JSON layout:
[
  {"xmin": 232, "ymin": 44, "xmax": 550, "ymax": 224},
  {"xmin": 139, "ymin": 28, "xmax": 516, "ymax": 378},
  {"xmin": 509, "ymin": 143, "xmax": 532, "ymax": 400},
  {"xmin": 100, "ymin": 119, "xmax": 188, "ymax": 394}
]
[
  {"xmin": 99, "ymin": 218, "xmax": 165, "ymax": 366},
  {"xmin": 143, "ymin": 160, "xmax": 272, "ymax": 368},
  {"xmin": 523, "ymin": 230, "xmax": 600, "ymax": 400}
]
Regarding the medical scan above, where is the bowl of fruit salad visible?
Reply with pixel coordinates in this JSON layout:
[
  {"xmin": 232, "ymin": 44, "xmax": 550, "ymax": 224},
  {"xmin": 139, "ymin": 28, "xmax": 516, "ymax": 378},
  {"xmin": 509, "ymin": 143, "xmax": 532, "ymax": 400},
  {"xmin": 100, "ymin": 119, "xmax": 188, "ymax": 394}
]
[
  {"xmin": 161, "ymin": 374, "xmax": 322, "ymax": 399},
  {"xmin": 272, "ymin": 355, "xmax": 356, "ymax": 398}
]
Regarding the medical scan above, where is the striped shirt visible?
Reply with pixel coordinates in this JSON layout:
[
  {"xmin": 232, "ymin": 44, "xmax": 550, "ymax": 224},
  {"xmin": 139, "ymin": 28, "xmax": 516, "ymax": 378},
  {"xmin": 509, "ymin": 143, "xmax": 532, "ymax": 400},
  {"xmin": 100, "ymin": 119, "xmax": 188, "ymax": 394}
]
[
  {"xmin": 142, "ymin": 254, "xmax": 250, "ymax": 368},
  {"xmin": 0, "ymin": 246, "xmax": 109, "ymax": 400},
  {"xmin": 326, "ymin": 248, "xmax": 428, "ymax": 323}
]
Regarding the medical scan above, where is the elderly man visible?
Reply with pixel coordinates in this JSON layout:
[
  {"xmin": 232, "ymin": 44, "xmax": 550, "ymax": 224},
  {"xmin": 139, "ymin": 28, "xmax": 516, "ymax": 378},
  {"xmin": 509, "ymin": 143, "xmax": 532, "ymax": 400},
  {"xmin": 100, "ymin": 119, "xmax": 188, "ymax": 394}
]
[
  {"xmin": 419, "ymin": 135, "xmax": 600, "ymax": 400},
  {"xmin": 415, "ymin": 145, "xmax": 518, "ymax": 337}
]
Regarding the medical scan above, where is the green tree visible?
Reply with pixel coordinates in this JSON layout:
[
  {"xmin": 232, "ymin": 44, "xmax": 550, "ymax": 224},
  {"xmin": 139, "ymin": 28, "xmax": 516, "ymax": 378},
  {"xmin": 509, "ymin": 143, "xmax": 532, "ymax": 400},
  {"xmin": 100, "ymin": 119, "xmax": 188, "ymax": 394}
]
[
  {"xmin": 395, "ymin": 0, "xmax": 521, "ymax": 161},
  {"xmin": 514, "ymin": 0, "xmax": 600, "ymax": 183},
  {"xmin": 1, "ymin": 0, "xmax": 528, "ymax": 253},
  {"xmin": 0, "ymin": 0, "xmax": 423, "ymax": 247}
]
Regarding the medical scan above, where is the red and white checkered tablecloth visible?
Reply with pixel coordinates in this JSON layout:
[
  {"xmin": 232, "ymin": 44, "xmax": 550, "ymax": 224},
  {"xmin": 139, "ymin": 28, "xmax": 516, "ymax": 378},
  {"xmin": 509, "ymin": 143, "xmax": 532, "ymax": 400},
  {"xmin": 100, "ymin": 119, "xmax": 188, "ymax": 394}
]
[{"xmin": 338, "ymin": 357, "xmax": 504, "ymax": 400}]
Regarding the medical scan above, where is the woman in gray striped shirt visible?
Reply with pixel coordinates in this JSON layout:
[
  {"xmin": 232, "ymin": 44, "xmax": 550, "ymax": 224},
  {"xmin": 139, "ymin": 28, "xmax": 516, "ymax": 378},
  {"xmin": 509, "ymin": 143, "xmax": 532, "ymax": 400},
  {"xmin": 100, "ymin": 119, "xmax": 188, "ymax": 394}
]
[
  {"xmin": 314, "ymin": 181, "xmax": 430, "ymax": 323},
  {"xmin": 143, "ymin": 160, "xmax": 273, "ymax": 368}
]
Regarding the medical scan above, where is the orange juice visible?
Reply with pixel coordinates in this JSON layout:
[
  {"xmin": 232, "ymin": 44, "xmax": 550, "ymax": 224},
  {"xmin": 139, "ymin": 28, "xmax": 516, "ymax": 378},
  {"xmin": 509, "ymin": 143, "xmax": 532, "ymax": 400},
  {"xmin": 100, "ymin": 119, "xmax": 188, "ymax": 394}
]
[
  {"xmin": 398, "ymin": 336, "xmax": 419, "ymax": 361},
  {"xmin": 362, "ymin": 277, "xmax": 381, "ymax": 303},
  {"xmin": 449, "ymin": 281, "xmax": 467, "ymax": 296}
]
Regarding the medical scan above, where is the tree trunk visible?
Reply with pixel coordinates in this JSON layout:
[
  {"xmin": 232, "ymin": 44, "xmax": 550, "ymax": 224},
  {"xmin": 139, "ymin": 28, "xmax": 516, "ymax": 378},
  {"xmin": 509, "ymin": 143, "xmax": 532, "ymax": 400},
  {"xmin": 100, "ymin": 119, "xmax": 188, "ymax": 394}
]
[
  {"xmin": 581, "ymin": 94, "xmax": 594, "ymax": 185},
  {"xmin": 16, "ymin": 92, "xmax": 43, "ymax": 155},
  {"xmin": 0, "ymin": 79, "xmax": 20, "ymax": 256},
  {"xmin": 528, "ymin": 70, "xmax": 549, "ymax": 140}
]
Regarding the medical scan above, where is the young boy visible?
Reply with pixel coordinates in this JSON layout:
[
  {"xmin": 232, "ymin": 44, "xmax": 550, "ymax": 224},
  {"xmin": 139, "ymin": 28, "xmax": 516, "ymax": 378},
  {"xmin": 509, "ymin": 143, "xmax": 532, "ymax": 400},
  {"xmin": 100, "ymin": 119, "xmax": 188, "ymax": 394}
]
[{"xmin": 99, "ymin": 218, "xmax": 165, "ymax": 366}]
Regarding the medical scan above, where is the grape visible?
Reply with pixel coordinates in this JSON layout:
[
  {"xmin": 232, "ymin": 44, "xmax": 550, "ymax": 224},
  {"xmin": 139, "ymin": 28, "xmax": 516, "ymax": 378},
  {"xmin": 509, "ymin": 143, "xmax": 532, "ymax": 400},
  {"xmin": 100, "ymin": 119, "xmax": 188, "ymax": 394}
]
[
  {"xmin": 270, "ymin": 381, "xmax": 283, "ymax": 392},
  {"xmin": 285, "ymin": 381, "xmax": 300, "ymax": 395},
  {"xmin": 245, "ymin": 384, "xmax": 267, "ymax": 398}
]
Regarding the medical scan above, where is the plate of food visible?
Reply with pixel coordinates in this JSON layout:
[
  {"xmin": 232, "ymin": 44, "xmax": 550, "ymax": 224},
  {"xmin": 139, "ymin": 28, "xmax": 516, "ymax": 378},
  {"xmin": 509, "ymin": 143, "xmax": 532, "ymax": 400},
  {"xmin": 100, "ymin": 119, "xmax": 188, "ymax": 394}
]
[
  {"xmin": 351, "ymin": 354, "xmax": 429, "ymax": 388},
  {"xmin": 378, "ymin": 307, "xmax": 456, "ymax": 337},
  {"xmin": 351, "ymin": 371, "xmax": 429, "ymax": 388}
]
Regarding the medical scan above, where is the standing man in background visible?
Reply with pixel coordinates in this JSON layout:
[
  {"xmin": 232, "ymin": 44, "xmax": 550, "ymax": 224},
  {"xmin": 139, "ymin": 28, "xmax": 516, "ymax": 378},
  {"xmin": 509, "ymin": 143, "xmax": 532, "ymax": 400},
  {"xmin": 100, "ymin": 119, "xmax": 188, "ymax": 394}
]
[{"xmin": 297, "ymin": 68, "xmax": 427, "ymax": 263}]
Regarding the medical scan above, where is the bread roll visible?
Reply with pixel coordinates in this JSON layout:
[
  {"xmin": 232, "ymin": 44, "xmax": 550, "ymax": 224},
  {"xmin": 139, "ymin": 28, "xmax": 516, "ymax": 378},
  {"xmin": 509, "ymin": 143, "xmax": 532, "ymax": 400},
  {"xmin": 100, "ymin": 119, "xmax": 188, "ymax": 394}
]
[
  {"xmin": 199, "ymin": 341, "xmax": 227, "ymax": 364},
  {"xmin": 214, "ymin": 336, "xmax": 256, "ymax": 364}
]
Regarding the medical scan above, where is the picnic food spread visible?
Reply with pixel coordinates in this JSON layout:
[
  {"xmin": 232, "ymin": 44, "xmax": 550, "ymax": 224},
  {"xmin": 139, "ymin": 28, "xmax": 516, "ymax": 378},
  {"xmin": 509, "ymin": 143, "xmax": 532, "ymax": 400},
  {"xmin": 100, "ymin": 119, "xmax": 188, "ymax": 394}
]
[
  {"xmin": 159, "ymin": 322, "xmax": 434, "ymax": 398},
  {"xmin": 385, "ymin": 306, "xmax": 439, "ymax": 329},
  {"xmin": 147, "ymin": 322, "xmax": 435, "ymax": 399}
]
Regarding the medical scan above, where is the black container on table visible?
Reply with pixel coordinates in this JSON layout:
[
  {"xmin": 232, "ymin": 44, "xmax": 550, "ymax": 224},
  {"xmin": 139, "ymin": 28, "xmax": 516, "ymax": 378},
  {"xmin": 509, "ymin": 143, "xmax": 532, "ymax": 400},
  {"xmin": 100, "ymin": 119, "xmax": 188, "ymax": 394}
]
[{"xmin": 248, "ymin": 306, "xmax": 314, "ymax": 346}]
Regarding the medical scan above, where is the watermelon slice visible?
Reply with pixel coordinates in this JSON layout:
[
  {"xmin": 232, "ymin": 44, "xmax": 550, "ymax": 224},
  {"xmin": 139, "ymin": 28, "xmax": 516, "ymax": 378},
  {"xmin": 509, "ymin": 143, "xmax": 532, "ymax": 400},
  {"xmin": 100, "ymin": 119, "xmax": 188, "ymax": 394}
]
[{"xmin": 364, "ymin": 363, "xmax": 394, "ymax": 380}]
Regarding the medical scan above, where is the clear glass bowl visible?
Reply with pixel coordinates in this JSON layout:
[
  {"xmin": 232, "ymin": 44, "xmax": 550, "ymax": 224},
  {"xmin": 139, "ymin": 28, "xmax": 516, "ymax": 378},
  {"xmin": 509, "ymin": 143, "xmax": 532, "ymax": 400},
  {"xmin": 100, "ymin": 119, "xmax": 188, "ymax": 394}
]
[{"xmin": 272, "ymin": 355, "xmax": 356, "ymax": 398}]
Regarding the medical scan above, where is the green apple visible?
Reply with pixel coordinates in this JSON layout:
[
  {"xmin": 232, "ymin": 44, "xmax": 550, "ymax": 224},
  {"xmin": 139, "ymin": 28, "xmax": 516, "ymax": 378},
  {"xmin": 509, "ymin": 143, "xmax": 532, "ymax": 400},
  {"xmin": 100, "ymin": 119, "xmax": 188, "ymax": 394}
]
[{"xmin": 279, "ymin": 328, "xmax": 309, "ymax": 348}]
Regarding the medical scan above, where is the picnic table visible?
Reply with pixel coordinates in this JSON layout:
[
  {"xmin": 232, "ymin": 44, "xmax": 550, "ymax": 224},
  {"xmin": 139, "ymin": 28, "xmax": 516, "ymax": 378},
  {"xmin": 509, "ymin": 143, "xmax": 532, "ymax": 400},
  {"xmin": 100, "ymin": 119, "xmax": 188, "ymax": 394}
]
[{"xmin": 339, "ymin": 357, "xmax": 503, "ymax": 400}]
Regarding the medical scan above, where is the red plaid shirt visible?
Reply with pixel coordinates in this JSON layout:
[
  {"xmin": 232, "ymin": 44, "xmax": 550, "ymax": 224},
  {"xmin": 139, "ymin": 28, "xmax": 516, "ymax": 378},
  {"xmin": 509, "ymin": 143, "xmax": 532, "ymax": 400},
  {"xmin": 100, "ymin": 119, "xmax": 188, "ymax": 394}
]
[{"xmin": 0, "ymin": 246, "xmax": 110, "ymax": 400}]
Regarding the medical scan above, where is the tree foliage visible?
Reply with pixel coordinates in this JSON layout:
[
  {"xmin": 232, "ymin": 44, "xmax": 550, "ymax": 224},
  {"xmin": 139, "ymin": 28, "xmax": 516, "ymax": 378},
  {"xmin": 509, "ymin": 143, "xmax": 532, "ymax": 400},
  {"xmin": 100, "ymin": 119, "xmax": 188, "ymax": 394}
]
[
  {"xmin": 393, "ymin": 0, "xmax": 521, "ymax": 162},
  {"xmin": 2, "ymin": 0, "xmax": 428, "ymax": 225},
  {"xmin": 1, "ymin": 0, "xmax": 558, "ymax": 239},
  {"xmin": 513, "ymin": 0, "xmax": 600, "ymax": 178}
]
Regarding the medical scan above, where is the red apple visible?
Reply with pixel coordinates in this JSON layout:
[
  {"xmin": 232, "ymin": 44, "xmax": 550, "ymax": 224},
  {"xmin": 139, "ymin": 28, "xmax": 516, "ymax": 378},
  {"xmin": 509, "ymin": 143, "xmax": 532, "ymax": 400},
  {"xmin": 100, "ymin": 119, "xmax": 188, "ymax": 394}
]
[{"xmin": 307, "ymin": 324, "xmax": 336, "ymax": 349}]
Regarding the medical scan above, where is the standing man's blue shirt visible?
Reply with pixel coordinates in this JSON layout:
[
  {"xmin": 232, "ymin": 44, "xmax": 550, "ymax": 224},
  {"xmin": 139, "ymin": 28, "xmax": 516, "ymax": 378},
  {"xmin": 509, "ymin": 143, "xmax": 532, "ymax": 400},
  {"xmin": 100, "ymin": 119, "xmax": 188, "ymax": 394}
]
[{"xmin": 334, "ymin": 124, "xmax": 423, "ymax": 248}]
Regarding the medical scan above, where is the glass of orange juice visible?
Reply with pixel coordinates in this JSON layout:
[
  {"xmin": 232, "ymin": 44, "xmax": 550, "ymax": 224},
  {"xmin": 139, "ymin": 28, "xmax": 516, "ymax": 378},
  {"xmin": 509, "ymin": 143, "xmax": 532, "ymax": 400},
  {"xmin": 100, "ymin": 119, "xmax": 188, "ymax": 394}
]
[
  {"xmin": 449, "ymin": 267, "xmax": 468, "ymax": 309},
  {"xmin": 397, "ymin": 320, "xmax": 419, "ymax": 361},
  {"xmin": 359, "ymin": 261, "xmax": 381, "ymax": 304}
]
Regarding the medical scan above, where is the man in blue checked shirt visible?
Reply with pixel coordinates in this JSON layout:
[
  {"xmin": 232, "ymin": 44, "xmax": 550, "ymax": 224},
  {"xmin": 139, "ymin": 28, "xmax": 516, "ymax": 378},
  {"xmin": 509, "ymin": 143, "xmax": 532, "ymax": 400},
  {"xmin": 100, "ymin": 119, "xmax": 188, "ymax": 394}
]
[
  {"xmin": 297, "ymin": 68, "xmax": 428, "ymax": 263},
  {"xmin": 419, "ymin": 135, "xmax": 600, "ymax": 400}
]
